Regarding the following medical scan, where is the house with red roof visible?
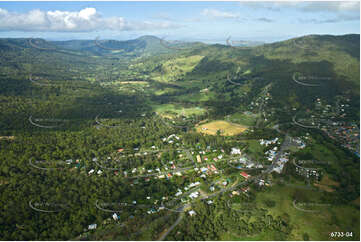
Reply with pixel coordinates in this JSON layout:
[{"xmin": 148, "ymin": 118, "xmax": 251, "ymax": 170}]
[{"xmin": 240, "ymin": 172, "xmax": 251, "ymax": 179}]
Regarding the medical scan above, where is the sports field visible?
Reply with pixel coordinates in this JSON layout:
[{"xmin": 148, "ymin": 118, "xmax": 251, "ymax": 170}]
[{"xmin": 196, "ymin": 120, "xmax": 248, "ymax": 136}]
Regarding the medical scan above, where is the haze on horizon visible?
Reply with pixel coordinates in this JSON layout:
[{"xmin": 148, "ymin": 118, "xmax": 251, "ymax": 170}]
[{"xmin": 0, "ymin": 1, "xmax": 359, "ymax": 43}]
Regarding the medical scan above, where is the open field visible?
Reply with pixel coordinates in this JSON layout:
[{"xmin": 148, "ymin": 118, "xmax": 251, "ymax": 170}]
[
  {"xmin": 118, "ymin": 81, "xmax": 149, "ymax": 84},
  {"xmin": 227, "ymin": 112, "xmax": 259, "ymax": 126},
  {"xmin": 254, "ymin": 184, "xmax": 360, "ymax": 240},
  {"xmin": 151, "ymin": 55, "xmax": 204, "ymax": 82},
  {"xmin": 314, "ymin": 175, "xmax": 340, "ymax": 192},
  {"xmin": 151, "ymin": 104, "xmax": 206, "ymax": 118},
  {"xmin": 196, "ymin": 120, "xmax": 248, "ymax": 136}
]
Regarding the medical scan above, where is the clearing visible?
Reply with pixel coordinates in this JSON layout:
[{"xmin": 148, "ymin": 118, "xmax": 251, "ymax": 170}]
[{"xmin": 196, "ymin": 120, "xmax": 248, "ymax": 136}]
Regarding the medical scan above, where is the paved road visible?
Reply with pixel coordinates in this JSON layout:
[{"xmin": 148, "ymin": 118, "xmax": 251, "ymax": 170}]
[
  {"xmin": 157, "ymin": 205, "xmax": 189, "ymax": 241},
  {"xmin": 197, "ymin": 132, "xmax": 291, "ymax": 201}
]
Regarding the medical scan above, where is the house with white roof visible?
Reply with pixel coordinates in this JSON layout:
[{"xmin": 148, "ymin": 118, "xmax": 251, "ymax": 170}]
[{"xmin": 189, "ymin": 210, "xmax": 196, "ymax": 216}]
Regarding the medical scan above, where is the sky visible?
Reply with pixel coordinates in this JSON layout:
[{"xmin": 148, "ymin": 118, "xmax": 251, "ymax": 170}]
[{"xmin": 0, "ymin": 1, "xmax": 359, "ymax": 43}]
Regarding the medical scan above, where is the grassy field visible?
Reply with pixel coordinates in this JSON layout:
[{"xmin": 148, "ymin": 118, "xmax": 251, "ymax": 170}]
[
  {"xmin": 196, "ymin": 120, "xmax": 248, "ymax": 136},
  {"xmin": 254, "ymin": 184, "xmax": 360, "ymax": 241},
  {"xmin": 175, "ymin": 91, "xmax": 215, "ymax": 103},
  {"xmin": 227, "ymin": 112, "xmax": 259, "ymax": 126},
  {"xmin": 313, "ymin": 175, "xmax": 340, "ymax": 193},
  {"xmin": 151, "ymin": 103, "xmax": 206, "ymax": 118},
  {"xmin": 152, "ymin": 55, "xmax": 204, "ymax": 82},
  {"xmin": 240, "ymin": 139, "xmax": 267, "ymax": 162}
]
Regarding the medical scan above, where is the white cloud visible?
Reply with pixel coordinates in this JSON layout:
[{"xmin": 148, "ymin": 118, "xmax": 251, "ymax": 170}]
[
  {"xmin": 242, "ymin": 1, "xmax": 360, "ymax": 13},
  {"xmin": 301, "ymin": 1, "xmax": 360, "ymax": 12},
  {"xmin": 299, "ymin": 14, "xmax": 360, "ymax": 24},
  {"xmin": 201, "ymin": 8, "xmax": 239, "ymax": 19},
  {"xmin": 0, "ymin": 7, "xmax": 180, "ymax": 32}
]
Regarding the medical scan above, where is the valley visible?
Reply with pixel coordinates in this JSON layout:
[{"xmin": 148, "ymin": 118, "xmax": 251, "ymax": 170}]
[{"xmin": 0, "ymin": 34, "xmax": 359, "ymax": 241}]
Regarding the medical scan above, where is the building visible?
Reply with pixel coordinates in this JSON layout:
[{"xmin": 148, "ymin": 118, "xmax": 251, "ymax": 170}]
[
  {"xmin": 112, "ymin": 213, "xmax": 119, "ymax": 221},
  {"xmin": 88, "ymin": 224, "xmax": 97, "ymax": 230},
  {"xmin": 231, "ymin": 148, "xmax": 241, "ymax": 155},
  {"xmin": 196, "ymin": 155, "xmax": 202, "ymax": 163},
  {"xmin": 240, "ymin": 172, "xmax": 251, "ymax": 179},
  {"xmin": 241, "ymin": 187, "xmax": 250, "ymax": 193},
  {"xmin": 189, "ymin": 210, "xmax": 196, "ymax": 216},
  {"xmin": 232, "ymin": 191, "xmax": 240, "ymax": 195}
]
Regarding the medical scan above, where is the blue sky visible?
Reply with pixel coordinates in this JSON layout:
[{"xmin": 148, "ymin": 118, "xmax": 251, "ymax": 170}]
[{"xmin": 0, "ymin": 1, "xmax": 359, "ymax": 43}]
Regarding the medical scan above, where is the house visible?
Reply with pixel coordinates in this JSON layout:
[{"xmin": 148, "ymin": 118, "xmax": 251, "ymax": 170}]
[
  {"xmin": 97, "ymin": 170, "xmax": 103, "ymax": 175},
  {"xmin": 189, "ymin": 191, "xmax": 199, "ymax": 199},
  {"xmin": 207, "ymin": 200, "xmax": 213, "ymax": 204},
  {"xmin": 196, "ymin": 155, "xmax": 202, "ymax": 163},
  {"xmin": 200, "ymin": 167, "xmax": 208, "ymax": 173},
  {"xmin": 210, "ymin": 164, "xmax": 217, "ymax": 171},
  {"xmin": 167, "ymin": 173, "xmax": 172, "ymax": 178},
  {"xmin": 117, "ymin": 148, "xmax": 124, "ymax": 153},
  {"xmin": 210, "ymin": 186, "xmax": 215, "ymax": 192},
  {"xmin": 240, "ymin": 172, "xmax": 251, "ymax": 179},
  {"xmin": 88, "ymin": 224, "xmax": 97, "ymax": 230},
  {"xmin": 112, "ymin": 213, "xmax": 119, "ymax": 221},
  {"xmin": 189, "ymin": 182, "xmax": 200, "ymax": 188},
  {"xmin": 232, "ymin": 191, "xmax": 240, "ymax": 195},
  {"xmin": 188, "ymin": 210, "xmax": 196, "ymax": 216},
  {"xmin": 241, "ymin": 187, "xmax": 250, "ymax": 193},
  {"xmin": 231, "ymin": 148, "xmax": 241, "ymax": 155},
  {"xmin": 175, "ymin": 172, "xmax": 182, "ymax": 176},
  {"xmin": 175, "ymin": 191, "xmax": 183, "ymax": 197},
  {"xmin": 222, "ymin": 181, "xmax": 227, "ymax": 186},
  {"xmin": 158, "ymin": 174, "xmax": 165, "ymax": 179},
  {"xmin": 88, "ymin": 169, "xmax": 95, "ymax": 175}
]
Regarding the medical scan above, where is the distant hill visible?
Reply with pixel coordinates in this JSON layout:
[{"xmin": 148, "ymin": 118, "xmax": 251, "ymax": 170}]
[
  {"xmin": 0, "ymin": 34, "xmax": 358, "ymax": 112},
  {"xmin": 141, "ymin": 34, "xmax": 359, "ymax": 115},
  {"xmin": 50, "ymin": 35, "xmax": 205, "ymax": 56}
]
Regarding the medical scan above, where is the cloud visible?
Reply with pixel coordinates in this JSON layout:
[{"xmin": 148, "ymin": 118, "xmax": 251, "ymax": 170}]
[
  {"xmin": 201, "ymin": 8, "xmax": 239, "ymax": 19},
  {"xmin": 300, "ymin": 1, "xmax": 360, "ymax": 13},
  {"xmin": 242, "ymin": 1, "xmax": 360, "ymax": 13},
  {"xmin": 0, "ymin": 7, "xmax": 180, "ymax": 32},
  {"xmin": 254, "ymin": 17, "xmax": 274, "ymax": 23},
  {"xmin": 299, "ymin": 14, "xmax": 360, "ymax": 24}
]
